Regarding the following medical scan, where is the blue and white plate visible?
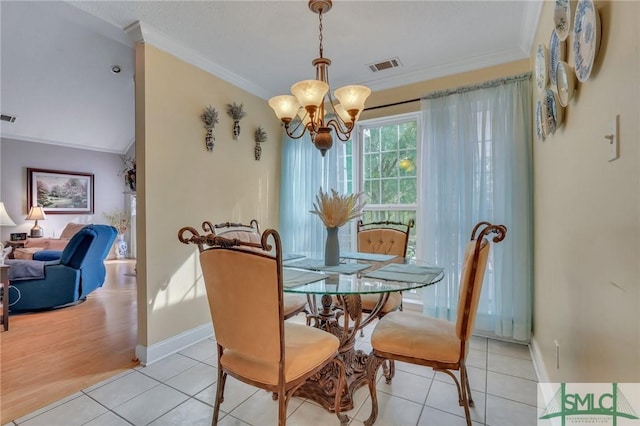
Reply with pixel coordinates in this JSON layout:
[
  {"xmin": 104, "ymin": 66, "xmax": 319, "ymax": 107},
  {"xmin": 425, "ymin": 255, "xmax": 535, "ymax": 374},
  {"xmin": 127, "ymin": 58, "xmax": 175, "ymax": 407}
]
[
  {"xmin": 536, "ymin": 100, "xmax": 547, "ymax": 141},
  {"xmin": 573, "ymin": 0, "xmax": 601, "ymax": 82},
  {"xmin": 549, "ymin": 29, "xmax": 566, "ymax": 88},
  {"xmin": 554, "ymin": 0, "xmax": 571, "ymax": 41},
  {"xmin": 545, "ymin": 89, "xmax": 563, "ymax": 134},
  {"xmin": 535, "ymin": 43, "xmax": 548, "ymax": 93}
]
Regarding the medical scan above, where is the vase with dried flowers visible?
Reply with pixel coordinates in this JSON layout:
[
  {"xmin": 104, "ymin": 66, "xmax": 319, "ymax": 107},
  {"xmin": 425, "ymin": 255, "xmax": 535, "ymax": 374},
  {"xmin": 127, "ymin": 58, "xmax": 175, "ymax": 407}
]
[
  {"xmin": 254, "ymin": 125, "xmax": 267, "ymax": 160},
  {"xmin": 226, "ymin": 102, "xmax": 247, "ymax": 140},
  {"xmin": 201, "ymin": 105, "xmax": 219, "ymax": 151},
  {"xmin": 104, "ymin": 209, "xmax": 130, "ymax": 259},
  {"xmin": 310, "ymin": 188, "xmax": 366, "ymax": 266}
]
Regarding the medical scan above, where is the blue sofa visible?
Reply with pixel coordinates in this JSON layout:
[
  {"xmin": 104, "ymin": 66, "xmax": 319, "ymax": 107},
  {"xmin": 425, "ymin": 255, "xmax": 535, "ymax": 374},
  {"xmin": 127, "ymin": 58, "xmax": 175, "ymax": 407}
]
[{"xmin": 7, "ymin": 224, "xmax": 117, "ymax": 312}]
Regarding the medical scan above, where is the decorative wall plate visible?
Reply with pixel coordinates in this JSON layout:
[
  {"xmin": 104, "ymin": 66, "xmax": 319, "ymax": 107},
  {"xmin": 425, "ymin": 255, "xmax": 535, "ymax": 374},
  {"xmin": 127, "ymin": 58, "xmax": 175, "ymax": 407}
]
[
  {"xmin": 573, "ymin": 0, "xmax": 601, "ymax": 82},
  {"xmin": 545, "ymin": 89, "xmax": 563, "ymax": 134},
  {"xmin": 535, "ymin": 43, "xmax": 548, "ymax": 93},
  {"xmin": 554, "ymin": 0, "xmax": 571, "ymax": 41},
  {"xmin": 556, "ymin": 61, "xmax": 575, "ymax": 107},
  {"xmin": 536, "ymin": 100, "xmax": 547, "ymax": 141},
  {"xmin": 549, "ymin": 29, "xmax": 566, "ymax": 88}
]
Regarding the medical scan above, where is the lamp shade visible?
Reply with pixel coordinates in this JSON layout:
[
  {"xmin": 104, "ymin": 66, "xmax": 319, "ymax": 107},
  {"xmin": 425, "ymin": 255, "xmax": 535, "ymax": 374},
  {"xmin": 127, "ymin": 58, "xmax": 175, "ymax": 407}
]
[
  {"xmin": 291, "ymin": 80, "xmax": 329, "ymax": 108},
  {"xmin": 334, "ymin": 85, "xmax": 371, "ymax": 112},
  {"xmin": 0, "ymin": 202, "xmax": 16, "ymax": 226},
  {"xmin": 26, "ymin": 206, "xmax": 46, "ymax": 221},
  {"xmin": 268, "ymin": 95, "xmax": 301, "ymax": 121}
]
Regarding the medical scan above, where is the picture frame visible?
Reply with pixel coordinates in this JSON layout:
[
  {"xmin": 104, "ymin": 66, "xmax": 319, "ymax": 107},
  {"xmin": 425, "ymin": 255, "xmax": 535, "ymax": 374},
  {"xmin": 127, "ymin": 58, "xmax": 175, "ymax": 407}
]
[{"xmin": 27, "ymin": 168, "xmax": 94, "ymax": 214}]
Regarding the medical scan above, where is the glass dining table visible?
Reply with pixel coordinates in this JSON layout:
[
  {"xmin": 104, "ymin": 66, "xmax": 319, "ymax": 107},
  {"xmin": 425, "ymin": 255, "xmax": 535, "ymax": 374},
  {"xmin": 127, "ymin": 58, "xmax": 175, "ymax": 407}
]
[{"xmin": 281, "ymin": 252, "xmax": 444, "ymax": 413}]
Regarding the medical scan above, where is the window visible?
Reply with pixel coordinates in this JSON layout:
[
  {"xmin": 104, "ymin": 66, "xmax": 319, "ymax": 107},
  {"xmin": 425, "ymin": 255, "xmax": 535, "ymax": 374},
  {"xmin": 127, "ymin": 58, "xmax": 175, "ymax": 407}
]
[{"xmin": 348, "ymin": 113, "xmax": 420, "ymax": 258}]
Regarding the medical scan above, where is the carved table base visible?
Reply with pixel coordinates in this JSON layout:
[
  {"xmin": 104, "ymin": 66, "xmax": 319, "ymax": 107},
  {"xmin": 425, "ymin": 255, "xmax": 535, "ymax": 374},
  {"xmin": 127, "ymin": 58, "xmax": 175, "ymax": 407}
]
[{"xmin": 295, "ymin": 292, "xmax": 389, "ymax": 412}]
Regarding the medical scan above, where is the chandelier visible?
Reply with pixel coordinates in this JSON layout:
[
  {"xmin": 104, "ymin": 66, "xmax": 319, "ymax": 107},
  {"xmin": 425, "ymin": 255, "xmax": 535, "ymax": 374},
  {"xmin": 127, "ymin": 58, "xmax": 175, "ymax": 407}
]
[{"xmin": 268, "ymin": 0, "xmax": 371, "ymax": 156}]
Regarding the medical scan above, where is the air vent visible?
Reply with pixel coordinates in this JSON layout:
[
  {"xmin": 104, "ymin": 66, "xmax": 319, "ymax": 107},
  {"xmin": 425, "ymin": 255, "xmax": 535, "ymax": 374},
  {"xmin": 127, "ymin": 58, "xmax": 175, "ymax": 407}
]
[
  {"xmin": 368, "ymin": 57, "xmax": 402, "ymax": 73},
  {"xmin": 1, "ymin": 114, "xmax": 17, "ymax": 123}
]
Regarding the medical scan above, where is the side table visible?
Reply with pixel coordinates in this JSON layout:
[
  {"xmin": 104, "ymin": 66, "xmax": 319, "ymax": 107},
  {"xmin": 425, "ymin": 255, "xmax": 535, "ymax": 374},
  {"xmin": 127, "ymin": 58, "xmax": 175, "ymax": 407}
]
[
  {"xmin": 0, "ymin": 265, "xmax": 9, "ymax": 331},
  {"xmin": 3, "ymin": 241, "xmax": 26, "ymax": 259}
]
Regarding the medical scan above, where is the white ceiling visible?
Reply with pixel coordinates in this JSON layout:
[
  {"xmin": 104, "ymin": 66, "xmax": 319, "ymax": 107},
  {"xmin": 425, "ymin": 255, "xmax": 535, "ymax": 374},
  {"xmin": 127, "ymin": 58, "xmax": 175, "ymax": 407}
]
[{"xmin": 0, "ymin": 1, "xmax": 542, "ymax": 154}]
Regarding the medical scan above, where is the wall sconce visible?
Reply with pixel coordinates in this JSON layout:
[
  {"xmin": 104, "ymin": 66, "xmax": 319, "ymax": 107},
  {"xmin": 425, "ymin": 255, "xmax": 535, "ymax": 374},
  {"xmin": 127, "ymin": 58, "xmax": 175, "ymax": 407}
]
[
  {"xmin": 254, "ymin": 126, "xmax": 267, "ymax": 161},
  {"xmin": 226, "ymin": 102, "xmax": 247, "ymax": 140},
  {"xmin": 200, "ymin": 105, "xmax": 219, "ymax": 151}
]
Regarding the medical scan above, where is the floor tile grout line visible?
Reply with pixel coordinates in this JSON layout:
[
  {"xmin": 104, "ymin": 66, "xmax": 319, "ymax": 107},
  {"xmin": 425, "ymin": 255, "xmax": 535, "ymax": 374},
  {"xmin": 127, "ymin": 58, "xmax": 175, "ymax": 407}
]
[{"xmin": 79, "ymin": 391, "xmax": 135, "ymax": 426}]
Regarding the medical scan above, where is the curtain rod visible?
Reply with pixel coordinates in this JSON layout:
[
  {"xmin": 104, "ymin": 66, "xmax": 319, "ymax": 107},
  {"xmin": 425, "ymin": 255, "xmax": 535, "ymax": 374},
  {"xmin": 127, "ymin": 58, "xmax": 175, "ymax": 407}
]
[{"xmin": 364, "ymin": 72, "xmax": 532, "ymax": 111}]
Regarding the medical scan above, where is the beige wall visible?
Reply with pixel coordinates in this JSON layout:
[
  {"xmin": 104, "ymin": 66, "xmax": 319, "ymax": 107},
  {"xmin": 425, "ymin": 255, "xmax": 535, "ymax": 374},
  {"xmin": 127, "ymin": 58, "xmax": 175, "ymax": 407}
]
[
  {"xmin": 531, "ymin": 0, "xmax": 639, "ymax": 381},
  {"xmin": 135, "ymin": 44, "xmax": 282, "ymax": 350}
]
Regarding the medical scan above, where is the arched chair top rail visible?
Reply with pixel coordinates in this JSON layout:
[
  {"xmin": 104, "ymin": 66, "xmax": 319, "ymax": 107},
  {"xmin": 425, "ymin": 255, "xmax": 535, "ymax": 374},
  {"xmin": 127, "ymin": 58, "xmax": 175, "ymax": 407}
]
[
  {"xmin": 357, "ymin": 219, "xmax": 415, "ymax": 230},
  {"xmin": 470, "ymin": 222, "xmax": 507, "ymax": 244},
  {"xmin": 201, "ymin": 219, "xmax": 260, "ymax": 235},
  {"xmin": 178, "ymin": 226, "xmax": 277, "ymax": 255}
]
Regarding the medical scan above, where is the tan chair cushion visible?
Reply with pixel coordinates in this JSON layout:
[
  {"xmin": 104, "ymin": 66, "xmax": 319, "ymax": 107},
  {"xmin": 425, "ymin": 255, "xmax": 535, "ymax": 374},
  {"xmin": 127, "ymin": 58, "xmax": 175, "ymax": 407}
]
[
  {"xmin": 361, "ymin": 292, "xmax": 402, "ymax": 313},
  {"xmin": 371, "ymin": 311, "xmax": 460, "ymax": 364},
  {"xmin": 23, "ymin": 239, "xmax": 48, "ymax": 248},
  {"xmin": 358, "ymin": 228, "xmax": 407, "ymax": 257},
  {"xmin": 283, "ymin": 294, "xmax": 307, "ymax": 317},
  {"xmin": 220, "ymin": 322, "xmax": 339, "ymax": 386},
  {"xmin": 14, "ymin": 247, "xmax": 40, "ymax": 259},
  {"xmin": 60, "ymin": 223, "xmax": 87, "ymax": 239}
]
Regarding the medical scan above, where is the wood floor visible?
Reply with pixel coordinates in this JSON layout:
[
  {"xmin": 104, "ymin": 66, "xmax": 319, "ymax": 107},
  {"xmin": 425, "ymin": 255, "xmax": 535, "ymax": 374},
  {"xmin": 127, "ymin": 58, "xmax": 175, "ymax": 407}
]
[{"xmin": 0, "ymin": 260, "xmax": 138, "ymax": 424}]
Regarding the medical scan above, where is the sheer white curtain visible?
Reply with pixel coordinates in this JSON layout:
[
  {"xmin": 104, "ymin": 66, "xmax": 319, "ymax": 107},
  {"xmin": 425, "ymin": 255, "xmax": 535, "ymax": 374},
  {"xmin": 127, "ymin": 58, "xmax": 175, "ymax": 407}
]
[
  {"xmin": 419, "ymin": 76, "xmax": 533, "ymax": 342},
  {"xmin": 279, "ymin": 134, "xmax": 343, "ymax": 254}
]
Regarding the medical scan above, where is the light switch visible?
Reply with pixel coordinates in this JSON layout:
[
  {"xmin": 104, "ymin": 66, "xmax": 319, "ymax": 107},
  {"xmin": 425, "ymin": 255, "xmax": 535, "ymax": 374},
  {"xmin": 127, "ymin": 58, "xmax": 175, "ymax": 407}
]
[{"xmin": 606, "ymin": 115, "xmax": 619, "ymax": 162}]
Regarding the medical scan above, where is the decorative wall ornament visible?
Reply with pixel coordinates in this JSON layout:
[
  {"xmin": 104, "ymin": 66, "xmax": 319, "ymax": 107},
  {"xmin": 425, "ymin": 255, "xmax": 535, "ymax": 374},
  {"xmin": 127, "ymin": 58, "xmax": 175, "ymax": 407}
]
[
  {"xmin": 200, "ymin": 105, "xmax": 219, "ymax": 151},
  {"xmin": 226, "ymin": 102, "xmax": 247, "ymax": 140},
  {"xmin": 254, "ymin": 125, "xmax": 267, "ymax": 160}
]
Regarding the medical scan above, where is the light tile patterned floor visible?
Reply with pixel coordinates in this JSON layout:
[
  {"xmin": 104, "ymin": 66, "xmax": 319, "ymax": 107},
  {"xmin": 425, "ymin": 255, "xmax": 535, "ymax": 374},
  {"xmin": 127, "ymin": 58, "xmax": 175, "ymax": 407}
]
[{"xmin": 5, "ymin": 315, "xmax": 538, "ymax": 426}]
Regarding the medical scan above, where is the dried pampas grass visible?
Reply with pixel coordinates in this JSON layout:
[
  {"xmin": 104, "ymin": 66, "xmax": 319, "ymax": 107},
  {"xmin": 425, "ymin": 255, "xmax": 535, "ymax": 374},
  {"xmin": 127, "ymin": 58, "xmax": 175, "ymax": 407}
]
[{"xmin": 310, "ymin": 188, "xmax": 366, "ymax": 228}]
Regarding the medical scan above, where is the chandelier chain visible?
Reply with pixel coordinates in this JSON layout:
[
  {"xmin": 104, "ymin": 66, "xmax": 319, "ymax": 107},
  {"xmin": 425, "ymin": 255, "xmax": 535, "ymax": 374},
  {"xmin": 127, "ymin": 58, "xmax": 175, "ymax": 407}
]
[{"xmin": 318, "ymin": 9, "xmax": 324, "ymax": 58}]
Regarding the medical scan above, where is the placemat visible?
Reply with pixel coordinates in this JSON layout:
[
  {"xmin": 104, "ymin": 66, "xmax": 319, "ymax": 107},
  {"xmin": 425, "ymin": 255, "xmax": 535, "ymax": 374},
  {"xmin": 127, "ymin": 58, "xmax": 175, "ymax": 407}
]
[
  {"xmin": 377, "ymin": 264, "xmax": 443, "ymax": 275},
  {"xmin": 285, "ymin": 258, "xmax": 370, "ymax": 275},
  {"xmin": 282, "ymin": 268, "xmax": 328, "ymax": 288},
  {"xmin": 340, "ymin": 251, "xmax": 396, "ymax": 262},
  {"xmin": 282, "ymin": 253, "xmax": 305, "ymax": 262},
  {"xmin": 363, "ymin": 264, "xmax": 443, "ymax": 284}
]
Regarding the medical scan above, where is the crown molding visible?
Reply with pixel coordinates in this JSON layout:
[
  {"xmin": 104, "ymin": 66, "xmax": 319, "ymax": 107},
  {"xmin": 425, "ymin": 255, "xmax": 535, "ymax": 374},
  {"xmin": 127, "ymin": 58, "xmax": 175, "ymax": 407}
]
[
  {"xmin": 363, "ymin": 48, "xmax": 530, "ymax": 93},
  {"xmin": 124, "ymin": 21, "xmax": 270, "ymax": 100}
]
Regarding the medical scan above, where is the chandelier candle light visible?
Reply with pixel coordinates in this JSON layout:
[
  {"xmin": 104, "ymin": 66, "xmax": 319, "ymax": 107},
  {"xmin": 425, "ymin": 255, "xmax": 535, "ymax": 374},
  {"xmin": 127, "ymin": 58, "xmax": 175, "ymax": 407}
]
[{"xmin": 268, "ymin": 0, "xmax": 371, "ymax": 156}]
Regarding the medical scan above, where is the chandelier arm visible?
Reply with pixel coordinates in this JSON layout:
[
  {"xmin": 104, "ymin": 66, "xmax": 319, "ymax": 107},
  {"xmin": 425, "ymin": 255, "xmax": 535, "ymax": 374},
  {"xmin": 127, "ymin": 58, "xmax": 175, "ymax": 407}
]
[
  {"xmin": 325, "ymin": 93, "xmax": 354, "ymax": 133},
  {"xmin": 284, "ymin": 120, "xmax": 309, "ymax": 140},
  {"xmin": 326, "ymin": 120, "xmax": 353, "ymax": 142}
]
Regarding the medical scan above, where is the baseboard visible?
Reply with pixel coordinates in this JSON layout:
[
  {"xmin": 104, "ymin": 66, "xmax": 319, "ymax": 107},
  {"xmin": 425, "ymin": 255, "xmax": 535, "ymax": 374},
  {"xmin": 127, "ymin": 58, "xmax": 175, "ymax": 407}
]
[
  {"xmin": 135, "ymin": 322, "xmax": 214, "ymax": 366},
  {"xmin": 530, "ymin": 334, "xmax": 550, "ymax": 384}
]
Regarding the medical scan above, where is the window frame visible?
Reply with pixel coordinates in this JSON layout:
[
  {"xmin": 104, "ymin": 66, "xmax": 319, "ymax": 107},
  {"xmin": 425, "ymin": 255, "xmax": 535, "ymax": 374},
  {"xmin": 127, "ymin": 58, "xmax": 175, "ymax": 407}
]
[{"xmin": 351, "ymin": 111, "xmax": 423, "ymax": 258}]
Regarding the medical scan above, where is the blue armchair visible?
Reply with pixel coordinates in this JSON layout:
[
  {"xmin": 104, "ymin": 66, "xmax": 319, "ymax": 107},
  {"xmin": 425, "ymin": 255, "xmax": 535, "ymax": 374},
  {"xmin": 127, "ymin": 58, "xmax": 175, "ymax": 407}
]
[{"xmin": 7, "ymin": 224, "xmax": 117, "ymax": 312}]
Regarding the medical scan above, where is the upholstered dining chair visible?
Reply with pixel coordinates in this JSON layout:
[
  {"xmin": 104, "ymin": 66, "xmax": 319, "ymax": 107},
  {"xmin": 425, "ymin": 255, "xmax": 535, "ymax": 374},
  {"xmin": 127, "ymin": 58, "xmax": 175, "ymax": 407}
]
[
  {"xmin": 364, "ymin": 222, "xmax": 507, "ymax": 426},
  {"xmin": 203, "ymin": 219, "xmax": 308, "ymax": 320},
  {"xmin": 356, "ymin": 219, "xmax": 414, "ymax": 334},
  {"xmin": 178, "ymin": 227, "xmax": 349, "ymax": 426}
]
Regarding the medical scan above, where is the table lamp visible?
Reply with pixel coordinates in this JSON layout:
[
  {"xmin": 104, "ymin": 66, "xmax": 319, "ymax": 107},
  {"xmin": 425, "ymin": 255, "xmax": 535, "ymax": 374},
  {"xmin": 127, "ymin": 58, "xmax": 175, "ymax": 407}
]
[
  {"xmin": 26, "ymin": 206, "xmax": 46, "ymax": 238},
  {"xmin": 0, "ymin": 202, "xmax": 17, "ymax": 265}
]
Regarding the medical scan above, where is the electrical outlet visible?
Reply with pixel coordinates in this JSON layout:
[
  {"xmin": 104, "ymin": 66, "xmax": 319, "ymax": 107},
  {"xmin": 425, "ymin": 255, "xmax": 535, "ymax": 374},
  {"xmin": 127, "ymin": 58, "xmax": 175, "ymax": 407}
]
[
  {"xmin": 554, "ymin": 339, "xmax": 560, "ymax": 369},
  {"xmin": 607, "ymin": 115, "xmax": 619, "ymax": 162}
]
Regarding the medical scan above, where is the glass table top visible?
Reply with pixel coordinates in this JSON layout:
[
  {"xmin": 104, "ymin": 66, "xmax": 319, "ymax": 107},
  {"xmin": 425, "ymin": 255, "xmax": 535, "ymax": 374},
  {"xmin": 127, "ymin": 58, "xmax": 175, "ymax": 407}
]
[{"xmin": 282, "ymin": 253, "xmax": 444, "ymax": 295}]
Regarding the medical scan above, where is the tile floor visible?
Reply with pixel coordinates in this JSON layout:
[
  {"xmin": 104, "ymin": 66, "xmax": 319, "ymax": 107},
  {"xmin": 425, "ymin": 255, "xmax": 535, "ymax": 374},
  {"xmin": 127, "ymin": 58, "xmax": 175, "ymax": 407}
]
[{"xmin": 5, "ymin": 315, "xmax": 538, "ymax": 426}]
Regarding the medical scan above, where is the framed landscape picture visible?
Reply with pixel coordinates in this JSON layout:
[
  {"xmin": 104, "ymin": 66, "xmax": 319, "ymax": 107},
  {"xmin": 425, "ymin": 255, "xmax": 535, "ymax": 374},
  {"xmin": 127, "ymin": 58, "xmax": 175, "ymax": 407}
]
[{"xmin": 27, "ymin": 168, "xmax": 94, "ymax": 214}]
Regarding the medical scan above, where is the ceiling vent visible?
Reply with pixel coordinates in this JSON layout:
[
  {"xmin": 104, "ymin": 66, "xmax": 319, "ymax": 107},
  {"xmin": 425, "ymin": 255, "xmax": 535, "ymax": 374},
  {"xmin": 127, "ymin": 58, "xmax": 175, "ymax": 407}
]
[
  {"xmin": 368, "ymin": 57, "xmax": 402, "ymax": 73},
  {"xmin": 1, "ymin": 114, "xmax": 17, "ymax": 123}
]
